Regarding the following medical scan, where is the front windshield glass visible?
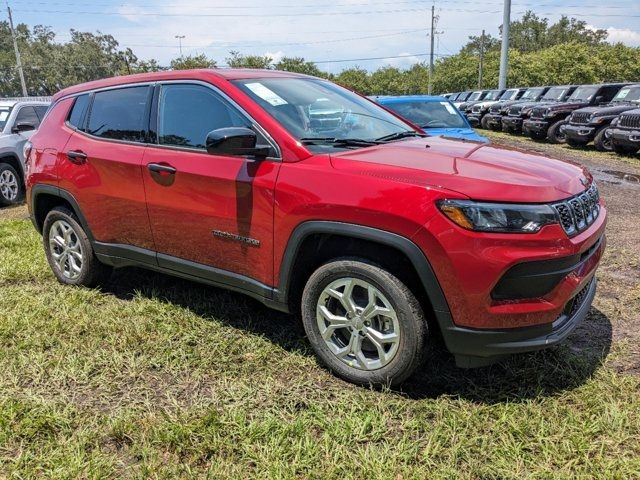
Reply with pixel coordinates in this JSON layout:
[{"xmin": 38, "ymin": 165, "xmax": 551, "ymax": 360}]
[
  {"xmin": 500, "ymin": 89, "xmax": 519, "ymax": 100},
  {"xmin": 568, "ymin": 86, "xmax": 599, "ymax": 102},
  {"xmin": 484, "ymin": 90, "xmax": 502, "ymax": 101},
  {"xmin": 521, "ymin": 88, "xmax": 544, "ymax": 100},
  {"xmin": 0, "ymin": 107, "xmax": 13, "ymax": 130},
  {"xmin": 468, "ymin": 91, "xmax": 483, "ymax": 101},
  {"xmin": 612, "ymin": 86, "xmax": 640, "ymax": 103},
  {"xmin": 542, "ymin": 87, "xmax": 569, "ymax": 101},
  {"xmin": 233, "ymin": 78, "xmax": 413, "ymax": 148},
  {"xmin": 383, "ymin": 101, "xmax": 467, "ymax": 129}
]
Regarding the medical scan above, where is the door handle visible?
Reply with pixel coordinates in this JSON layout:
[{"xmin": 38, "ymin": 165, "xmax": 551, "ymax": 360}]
[
  {"xmin": 66, "ymin": 150, "xmax": 87, "ymax": 165},
  {"xmin": 147, "ymin": 163, "xmax": 177, "ymax": 175}
]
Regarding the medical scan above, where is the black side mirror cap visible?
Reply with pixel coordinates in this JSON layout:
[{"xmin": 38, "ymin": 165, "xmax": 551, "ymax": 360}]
[
  {"xmin": 205, "ymin": 127, "xmax": 271, "ymax": 158},
  {"xmin": 12, "ymin": 122, "xmax": 36, "ymax": 134}
]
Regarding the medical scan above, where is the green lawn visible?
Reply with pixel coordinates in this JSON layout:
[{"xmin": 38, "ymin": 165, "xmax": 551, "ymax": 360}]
[{"xmin": 1, "ymin": 208, "xmax": 639, "ymax": 478}]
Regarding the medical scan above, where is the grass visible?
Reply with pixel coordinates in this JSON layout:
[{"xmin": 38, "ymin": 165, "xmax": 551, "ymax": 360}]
[{"xmin": 1, "ymin": 150, "xmax": 640, "ymax": 478}]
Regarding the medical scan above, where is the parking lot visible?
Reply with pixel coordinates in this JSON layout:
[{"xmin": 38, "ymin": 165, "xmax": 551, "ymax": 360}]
[{"xmin": 1, "ymin": 131, "xmax": 638, "ymax": 477}]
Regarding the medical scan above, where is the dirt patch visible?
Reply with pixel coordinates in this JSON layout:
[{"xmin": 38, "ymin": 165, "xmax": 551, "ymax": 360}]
[{"xmin": 0, "ymin": 204, "xmax": 28, "ymax": 221}]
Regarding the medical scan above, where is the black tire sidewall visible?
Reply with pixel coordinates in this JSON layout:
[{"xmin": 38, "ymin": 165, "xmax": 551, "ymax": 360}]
[
  {"xmin": 301, "ymin": 259, "xmax": 426, "ymax": 386},
  {"xmin": 548, "ymin": 120, "xmax": 567, "ymax": 144},
  {"xmin": 42, "ymin": 206, "xmax": 109, "ymax": 287},
  {"xmin": 594, "ymin": 127, "xmax": 612, "ymax": 152},
  {"xmin": 0, "ymin": 163, "xmax": 24, "ymax": 206}
]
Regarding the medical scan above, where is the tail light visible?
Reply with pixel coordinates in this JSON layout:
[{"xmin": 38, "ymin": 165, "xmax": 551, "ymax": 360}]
[{"xmin": 23, "ymin": 141, "xmax": 32, "ymax": 168}]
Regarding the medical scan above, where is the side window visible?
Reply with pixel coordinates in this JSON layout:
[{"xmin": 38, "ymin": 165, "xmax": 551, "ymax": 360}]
[
  {"xmin": 67, "ymin": 94, "xmax": 90, "ymax": 130},
  {"xmin": 157, "ymin": 83, "xmax": 262, "ymax": 150},
  {"xmin": 87, "ymin": 86, "xmax": 149, "ymax": 142},
  {"xmin": 602, "ymin": 86, "xmax": 620, "ymax": 102},
  {"xmin": 34, "ymin": 105, "xmax": 49, "ymax": 122},
  {"xmin": 15, "ymin": 106, "xmax": 40, "ymax": 128}
]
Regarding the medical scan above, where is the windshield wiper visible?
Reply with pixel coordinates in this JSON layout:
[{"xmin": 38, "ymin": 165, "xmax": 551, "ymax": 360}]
[
  {"xmin": 375, "ymin": 131, "xmax": 427, "ymax": 142},
  {"xmin": 299, "ymin": 137, "xmax": 382, "ymax": 148}
]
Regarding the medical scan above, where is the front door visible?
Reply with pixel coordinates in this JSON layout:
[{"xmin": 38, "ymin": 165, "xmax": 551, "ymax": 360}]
[{"xmin": 141, "ymin": 83, "xmax": 280, "ymax": 287}]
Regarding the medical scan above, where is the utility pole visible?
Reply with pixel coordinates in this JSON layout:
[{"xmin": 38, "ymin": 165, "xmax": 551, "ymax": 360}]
[
  {"xmin": 175, "ymin": 35, "xmax": 185, "ymax": 57},
  {"xmin": 478, "ymin": 29, "xmax": 485, "ymax": 89},
  {"xmin": 7, "ymin": 4, "xmax": 27, "ymax": 97},
  {"xmin": 498, "ymin": 0, "xmax": 511, "ymax": 89},
  {"xmin": 428, "ymin": 4, "xmax": 435, "ymax": 94}
]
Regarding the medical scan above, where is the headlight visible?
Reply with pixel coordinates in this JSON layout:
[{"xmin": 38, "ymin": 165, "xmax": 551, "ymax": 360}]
[
  {"xmin": 545, "ymin": 110, "xmax": 556, "ymax": 117},
  {"xmin": 522, "ymin": 107, "xmax": 532, "ymax": 116},
  {"xmin": 610, "ymin": 117, "xmax": 619, "ymax": 127},
  {"xmin": 437, "ymin": 199, "xmax": 558, "ymax": 233}
]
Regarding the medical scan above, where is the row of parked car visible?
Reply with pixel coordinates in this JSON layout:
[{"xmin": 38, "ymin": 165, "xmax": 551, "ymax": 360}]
[{"xmin": 443, "ymin": 84, "xmax": 640, "ymax": 155}]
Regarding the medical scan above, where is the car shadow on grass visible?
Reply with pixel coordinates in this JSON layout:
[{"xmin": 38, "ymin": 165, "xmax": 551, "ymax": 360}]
[{"xmin": 104, "ymin": 267, "xmax": 612, "ymax": 404}]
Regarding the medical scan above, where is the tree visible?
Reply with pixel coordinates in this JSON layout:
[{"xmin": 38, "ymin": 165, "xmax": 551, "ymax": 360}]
[
  {"xmin": 334, "ymin": 67, "xmax": 371, "ymax": 95},
  {"xmin": 274, "ymin": 56, "xmax": 323, "ymax": 76},
  {"xmin": 170, "ymin": 54, "xmax": 216, "ymax": 70},
  {"xmin": 226, "ymin": 51, "xmax": 273, "ymax": 69}
]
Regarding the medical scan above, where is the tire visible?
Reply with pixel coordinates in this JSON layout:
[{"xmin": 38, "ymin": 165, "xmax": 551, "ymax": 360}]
[
  {"xmin": 301, "ymin": 258, "xmax": 427, "ymax": 387},
  {"xmin": 594, "ymin": 127, "xmax": 613, "ymax": 152},
  {"xmin": 547, "ymin": 120, "xmax": 568, "ymax": 144},
  {"xmin": 529, "ymin": 130, "xmax": 547, "ymax": 141},
  {"xmin": 43, "ymin": 206, "xmax": 112, "ymax": 287},
  {"xmin": 566, "ymin": 137, "xmax": 588, "ymax": 148},
  {"xmin": 612, "ymin": 142, "xmax": 640, "ymax": 156},
  {"xmin": 501, "ymin": 124, "xmax": 513, "ymax": 134},
  {"xmin": 0, "ymin": 163, "xmax": 23, "ymax": 206},
  {"xmin": 480, "ymin": 115, "xmax": 491, "ymax": 130}
]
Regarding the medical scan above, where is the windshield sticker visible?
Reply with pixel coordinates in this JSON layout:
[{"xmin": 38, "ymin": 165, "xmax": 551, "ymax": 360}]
[
  {"xmin": 617, "ymin": 89, "xmax": 630, "ymax": 99},
  {"xmin": 245, "ymin": 82, "xmax": 288, "ymax": 106},
  {"xmin": 441, "ymin": 102, "xmax": 457, "ymax": 115},
  {"xmin": 0, "ymin": 111, "xmax": 8, "ymax": 122}
]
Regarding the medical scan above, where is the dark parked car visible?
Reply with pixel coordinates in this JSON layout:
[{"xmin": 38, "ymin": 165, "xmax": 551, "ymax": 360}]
[
  {"xmin": 609, "ymin": 108, "xmax": 640, "ymax": 155},
  {"xmin": 523, "ymin": 83, "xmax": 626, "ymax": 143},
  {"xmin": 459, "ymin": 89, "xmax": 503, "ymax": 114},
  {"xmin": 467, "ymin": 88, "xmax": 526, "ymax": 128},
  {"xmin": 452, "ymin": 90, "xmax": 474, "ymax": 107},
  {"xmin": 484, "ymin": 87, "xmax": 550, "ymax": 131},
  {"xmin": 564, "ymin": 84, "xmax": 640, "ymax": 151},
  {"xmin": 502, "ymin": 86, "xmax": 577, "ymax": 134}
]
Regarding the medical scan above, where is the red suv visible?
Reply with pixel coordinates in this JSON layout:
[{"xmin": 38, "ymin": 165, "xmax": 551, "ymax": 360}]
[{"xmin": 25, "ymin": 69, "xmax": 606, "ymax": 386}]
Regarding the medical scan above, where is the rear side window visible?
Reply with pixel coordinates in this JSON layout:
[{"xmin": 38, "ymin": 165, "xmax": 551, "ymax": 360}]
[
  {"xmin": 68, "ymin": 94, "xmax": 89, "ymax": 129},
  {"xmin": 34, "ymin": 105, "xmax": 49, "ymax": 121},
  {"xmin": 15, "ymin": 106, "xmax": 40, "ymax": 128},
  {"xmin": 87, "ymin": 86, "xmax": 149, "ymax": 142}
]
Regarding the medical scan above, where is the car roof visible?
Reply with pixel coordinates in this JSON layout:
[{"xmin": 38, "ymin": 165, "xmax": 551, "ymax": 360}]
[
  {"xmin": 0, "ymin": 97, "xmax": 51, "ymax": 107},
  {"xmin": 373, "ymin": 95, "xmax": 452, "ymax": 103},
  {"xmin": 52, "ymin": 68, "xmax": 312, "ymax": 101}
]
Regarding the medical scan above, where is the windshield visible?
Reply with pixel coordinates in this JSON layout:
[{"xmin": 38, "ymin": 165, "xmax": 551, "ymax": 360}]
[
  {"xmin": 500, "ymin": 89, "xmax": 520, "ymax": 100},
  {"xmin": 383, "ymin": 100, "xmax": 467, "ymax": 129},
  {"xmin": 484, "ymin": 90, "xmax": 502, "ymax": 101},
  {"xmin": 468, "ymin": 91, "xmax": 483, "ymax": 101},
  {"xmin": 542, "ymin": 87, "xmax": 569, "ymax": 101},
  {"xmin": 233, "ymin": 78, "xmax": 413, "ymax": 149},
  {"xmin": 612, "ymin": 86, "xmax": 640, "ymax": 103},
  {"xmin": 0, "ymin": 106, "xmax": 13, "ymax": 130},
  {"xmin": 568, "ymin": 86, "xmax": 599, "ymax": 102},
  {"xmin": 521, "ymin": 88, "xmax": 544, "ymax": 100}
]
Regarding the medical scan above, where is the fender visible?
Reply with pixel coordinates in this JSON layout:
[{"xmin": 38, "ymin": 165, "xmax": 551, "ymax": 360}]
[
  {"xmin": 30, "ymin": 184, "xmax": 94, "ymax": 239},
  {"xmin": 276, "ymin": 221, "xmax": 453, "ymax": 323}
]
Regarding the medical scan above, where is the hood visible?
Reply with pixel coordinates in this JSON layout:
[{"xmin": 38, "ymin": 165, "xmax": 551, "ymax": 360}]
[
  {"xmin": 579, "ymin": 103, "xmax": 640, "ymax": 117},
  {"xmin": 546, "ymin": 101, "xmax": 589, "ymax": 112},
  {"xmin": 329, "ymin": 136, "xmax": 589, "ymax": 203},
  {"xmin": 472, "ymin": 100, "xmax": 499, "ymax": 110},
  {"xmin": 426, "ymin": 128, "xmax": 489, "ymax": 143}
]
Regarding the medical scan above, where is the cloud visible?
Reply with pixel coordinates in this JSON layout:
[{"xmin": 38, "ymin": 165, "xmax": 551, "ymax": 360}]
[
  {"xmin": 606, "ymin": 27, "xmax": 640, "ymax": 47},
  {"xmin": 264, "ymin": 51, "xmax": 286, "ymax": 63}
]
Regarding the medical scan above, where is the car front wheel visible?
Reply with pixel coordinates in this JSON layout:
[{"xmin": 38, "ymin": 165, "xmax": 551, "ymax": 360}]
[
  {"xmin": 301, "ymin": 259, "xmax": 427, "ymax": 386},
  {"xmin": 0, "ymin": 163, "xmax": 23, "ymax": 206},
  {"xmin": 594, "ymin": 127, "xmax": 612, "ymax": 152},
  {"xmin": 43, "ymin": 206, "xmax": 112, "ymax": 287},
  {"xmin": 547, "ymin": 120, "xmax": 568, "ymax": 144}
]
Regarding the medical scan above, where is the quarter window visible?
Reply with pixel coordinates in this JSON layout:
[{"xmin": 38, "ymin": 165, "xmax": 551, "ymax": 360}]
[
  {"xmin": 87, "ymin": 86, "xmax": 149, "ymax": 142},
  {"xmin": 67, "ymin": 94, "xmax": 90, "ymax": 130},
  {"xmin": 157, "ymin": 84, "xmax": 257, "ymax": 150}
]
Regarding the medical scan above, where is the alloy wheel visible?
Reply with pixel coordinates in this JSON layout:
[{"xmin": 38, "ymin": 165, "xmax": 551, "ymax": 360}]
[
  {"xmin": 48, "ymin": 219, "xmax": 84, "ymax": 280},
  {"xmin": 316, "ymin": 277, "xmax": 400, "ymax": 371},
  {"xmin": 0, "ymin": 169, "xmax": 18, "ymax": 201}
]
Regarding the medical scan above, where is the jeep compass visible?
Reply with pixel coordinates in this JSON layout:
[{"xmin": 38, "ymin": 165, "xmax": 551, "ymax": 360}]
[{"xmin": 25, "ymin": 69, "xmax": 606, "ymax": 386}]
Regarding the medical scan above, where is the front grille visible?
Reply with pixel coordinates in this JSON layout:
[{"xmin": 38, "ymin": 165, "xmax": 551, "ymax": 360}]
[
  {"xmin": 471, "ymin": 105, "xmax": 482, "ymax": 113},
  {"xmin": 508, "ymin": 105, "xmax": 523, "ymax": 116},
  {"xmin": 552, "ymin": 183, "xmax": 600, "ymax": 236},
  {"xmin": 563, "ymin": 279, "xmax": 593, "ymax": 317},
  {"xmin": 619, "ymin": 113, "xmax": 640, "ymax": 129},
  {"xmin": 489, "ymin": 104, "xmax": 502, "ymax": 114},
  {"xmin": 530, "ymin": 106, "xmax": 547, "ymax": 119},
  {"xmin": 571, "ymin": 112, "xmax": 591, "ymax": 125}
]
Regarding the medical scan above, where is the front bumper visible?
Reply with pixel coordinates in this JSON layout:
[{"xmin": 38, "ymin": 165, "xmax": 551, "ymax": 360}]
[
  {"xmin": 565, "ymin": 124, "xmax": 597, "ymax": 142},
  {"xmin": 610, "ymin": 127, "xmax": 640, "ymax": 148},
  {"xmin": 523, "ymin": 119, "xmax": 550, "ymax": 135},
  {"xmin": 484, "ymin": 114, "xmax": 503, "ymax": 129},
  {"xmin": 445, "ymin": 277, "xmax": 597, "ymax": 367},
  {"xmin": 466, "ymin": 115, "xmax": 481, "ymax": 127},
  {"xmin": 502, "ymin": 116, "xmax": 524, "ymax": 132}
]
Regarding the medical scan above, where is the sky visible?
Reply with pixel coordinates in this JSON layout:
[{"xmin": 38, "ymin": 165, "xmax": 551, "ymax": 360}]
[{"xmin": 7, "ymin": 0, "xmax": 640, "ymax": 73}]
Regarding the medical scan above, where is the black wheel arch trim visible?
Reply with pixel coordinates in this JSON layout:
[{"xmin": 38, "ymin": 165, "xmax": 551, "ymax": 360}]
[
  {"xmin": 30, "ymin": 184, "xmax": 95, "ymax": 241},
  {"xmin": 276, "ymin": 221, "xmax": 453, "ymax": 318}
]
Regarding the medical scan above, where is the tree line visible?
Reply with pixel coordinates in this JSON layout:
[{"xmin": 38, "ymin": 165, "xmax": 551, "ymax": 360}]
[{"xmin": 0, "ymin": 11, "xmax": 639, "ymax": 97}]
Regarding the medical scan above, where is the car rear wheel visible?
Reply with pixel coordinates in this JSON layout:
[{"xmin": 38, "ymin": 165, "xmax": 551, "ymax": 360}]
[
  {"xmin": 301, "ymin": 259, "xmax": 427, "ymax": 387},
  {"xmin": 594, "ymin": 127, "xmax": 613, "ymax": 152},
  {"xmin": 480, "ymin": 115, "xmax": 491, "ymax": 130},
  {"xmin": 43, "ymin": 206, "xmax": 112, "ymax": 287},
  {"xmin": 547, "ymin": 120, "xmax": 568, "ymax": 144},
  {"xmin": 0, "ymin": 163, "xmax": 23, "ymax": 207}
]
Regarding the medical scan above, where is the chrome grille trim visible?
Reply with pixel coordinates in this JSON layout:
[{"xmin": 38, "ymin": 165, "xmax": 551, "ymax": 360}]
[
  {"xmin": 619, "ymin": 113, "xmax": 640, "ymax": 129},
  {"xmin": 530, "ymin": 106, "xmax": 547, "ymax": 119},
  {"xmin": 570, "ymin": 112, "xmax": 591, "ymax": 125},
  {"xmin": 552, "ymin": 183, "xmax": 600, "ymax": 236}
]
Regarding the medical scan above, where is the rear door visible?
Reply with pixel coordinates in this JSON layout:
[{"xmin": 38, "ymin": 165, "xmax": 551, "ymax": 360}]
[{"xmin": 58, "ymin": 86, "xmax": 156, "ymax": 251}]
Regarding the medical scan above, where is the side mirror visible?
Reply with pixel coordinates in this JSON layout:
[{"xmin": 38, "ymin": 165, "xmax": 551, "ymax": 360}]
[
  {"xmin": 594, "ymin": 96, "xmax": 604, "ymax": 104},
  {"xmin": 12, "ymin": 122, "xmax": 36, "ymax": 134},
  {"xmin": 205, "ymin": 127, "xmax": 271, "ymax": 158}
]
